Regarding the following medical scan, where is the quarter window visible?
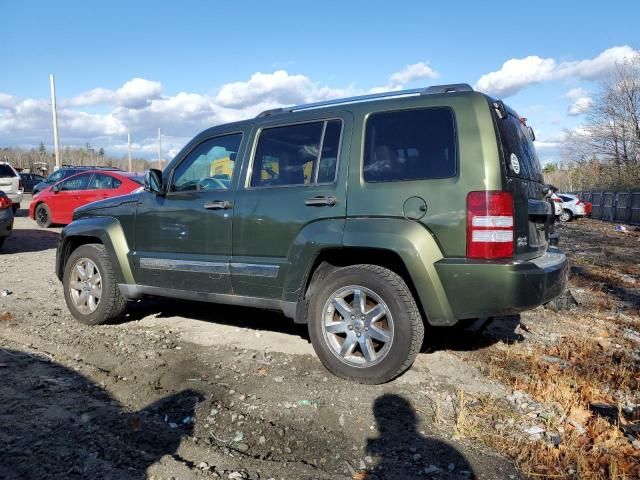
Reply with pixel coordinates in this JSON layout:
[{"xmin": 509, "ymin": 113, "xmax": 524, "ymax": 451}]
[
  {"xmin": 363, "ymin": 108, "xmax": 457, "ymax": 182},
  {"xmin": 172, "ymin": 134, "xmax": 242, "ymax": 192},
  {"xmin": 251, "ymin": 119, "xmax": 342, "ymax": 188}
]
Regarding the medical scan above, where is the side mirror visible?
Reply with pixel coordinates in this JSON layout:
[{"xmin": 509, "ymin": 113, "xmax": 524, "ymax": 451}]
[
  {"xmin": 528, "ymin": 126, "xmax": 536, "ymax": 141},
  {"xmin": 52, "ymin": 184, "xmax": 60, "ymax": 193},
  {"xmin": 145, "ymin": 169, "xmax": 164, "ymax": 195}
]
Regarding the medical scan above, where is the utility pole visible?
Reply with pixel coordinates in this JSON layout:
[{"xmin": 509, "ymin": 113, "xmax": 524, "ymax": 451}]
[
  {"xmin": 49, "ymin": 74, "xmax": 61, "ymax": 170},
  {"xmin": 157, "ymin": 128, "xmax": 162, "ymax": 170},
  {"xmin": 127, "ymin": 133, "xmax": 132, "ymax": 172}
]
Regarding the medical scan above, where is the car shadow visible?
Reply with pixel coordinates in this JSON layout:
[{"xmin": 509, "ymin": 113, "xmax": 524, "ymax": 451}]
[
  {"xmin": 0, "ymin": 348, "xmax": 201, "ymax": 480},
  {"xmin": 1, "ymin": 228, "xmax": 60, "ymax": 253},
  {"xmin": 366, "ymin": 393, "xmax": 475, "ymax": 479},
  {"xmin": 123, "ymin": 297, "xmax": 522, "ymax": 354},
  {"xmin": 124, "ymin": 296, "xmax": 310, "ymax": 341},
  {"xmin": 421, "ymin": 315, "xmax": 524, "ymax": 353}
]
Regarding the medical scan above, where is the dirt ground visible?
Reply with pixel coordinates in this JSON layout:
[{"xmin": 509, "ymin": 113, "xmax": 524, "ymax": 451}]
[{"xmin": 1, "ymin": 199, "xmax": 638, "ymax": 480}]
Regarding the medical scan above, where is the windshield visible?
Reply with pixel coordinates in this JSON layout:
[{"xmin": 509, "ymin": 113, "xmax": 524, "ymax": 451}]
[{"xmin": 47, "ymin": 170, "xmax": 67, "ymax": 183}]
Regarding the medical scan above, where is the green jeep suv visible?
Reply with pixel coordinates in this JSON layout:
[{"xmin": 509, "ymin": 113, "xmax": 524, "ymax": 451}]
[{"xmin": 56, "ymin": 84, "xmax": 567, "ymax": 383}]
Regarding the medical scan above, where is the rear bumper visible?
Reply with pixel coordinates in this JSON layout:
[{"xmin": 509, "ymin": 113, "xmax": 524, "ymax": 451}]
[
  {"xmin": 434, "ymin": 248, "xmax": 568, "ymax": 321},
  {"xmin": 7, "ymin": 191, "xmax": 23, "ymax": 205}
]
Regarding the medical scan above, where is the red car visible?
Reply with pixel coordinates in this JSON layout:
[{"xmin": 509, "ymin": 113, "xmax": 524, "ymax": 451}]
[{"xmin": 29, "ymin": 170, "xmax": 143, "ymax": 227}]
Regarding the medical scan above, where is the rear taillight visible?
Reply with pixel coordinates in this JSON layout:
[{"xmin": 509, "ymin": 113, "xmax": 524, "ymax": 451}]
[
  {"xmin": 467, "ymin": 191, "xmax": 514, "ymax": 259},
  {"xmin": 0, "ymin": 196, "xmax": 12, "ymax": 210},
  {"xmin": 576, "ymin": 200, "xmax": 582, "ymax": 205},
  {"xmin": 553, "ymin": 198, "xmax": 562, "ymax": 203}
]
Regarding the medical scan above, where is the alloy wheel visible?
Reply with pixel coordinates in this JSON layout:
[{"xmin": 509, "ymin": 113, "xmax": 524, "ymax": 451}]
[
  {"xmin": 68, "ymin": 258, "xmax": 102, "ymax": 314},
  {"xmin": 321, "ymin": 285, "xmax": 394, "ymax": 367}
]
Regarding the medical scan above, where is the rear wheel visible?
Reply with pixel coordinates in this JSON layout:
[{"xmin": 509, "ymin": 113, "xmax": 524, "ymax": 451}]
[
  {"xmin": 308, "ymin": 264, "xmax": 424, "ymax": 384},
  {"xmin": 559, "ymin": 209, "xmax": 573, "ymax": 222},
  {"xmin": 35, "ymin": 203, "xmax": 52, "ymax": 228},
  {"xmin": 63, "ymin": 244, "xmax": 127, "ymax": 325}
]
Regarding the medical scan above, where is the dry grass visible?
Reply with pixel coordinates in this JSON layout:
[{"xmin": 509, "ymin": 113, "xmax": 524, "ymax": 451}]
[{"xmin": 465, "ymin": 332, "xmax": 640, "ymax": 479}]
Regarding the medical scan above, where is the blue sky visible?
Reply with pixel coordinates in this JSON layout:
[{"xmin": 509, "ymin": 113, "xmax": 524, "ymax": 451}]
[{"xmin": 1, "ymin": 0, "xmax": 638, "ymax": 163}]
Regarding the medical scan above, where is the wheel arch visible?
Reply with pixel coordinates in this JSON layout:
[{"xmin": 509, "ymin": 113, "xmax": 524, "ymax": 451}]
[
  {"xmin": 56, "ymin": 217, "xmax": 134, "ymax": 285},
  {"xmin": 288, "ymin": 218, "xmax": 457, "ymax": 326}
]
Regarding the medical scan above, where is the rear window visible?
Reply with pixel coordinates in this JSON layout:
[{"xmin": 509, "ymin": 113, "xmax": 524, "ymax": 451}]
[
  {"xmin": 363, "ymin": 107, "xmax": 457, "ymax": 182},
  {"xmin": 494, "ymin": 109, "xmax": 543, "ymax": 182},
  {"xmin": 0, "ymin": 165, "xmax": 16, "ymax": 178}
]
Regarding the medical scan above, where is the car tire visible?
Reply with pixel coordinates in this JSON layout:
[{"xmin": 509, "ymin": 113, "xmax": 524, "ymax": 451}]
[
  {"xmin": 63, "ymin": 244, "xmax": 128, "ymax": 325},
  {"xmin": 307, "ymin": 264, "xmax": 424, "ymax": 384},
  {"xmin": 11, "ymin": 204, "xmax": 19, "ymax": 214},
  {"xmin": 559, "ymin": 209, "xmax": 573, "ymax": 222},
  {"xmin": 35, "ymin": 203, "xmax": 52, "ymax": 228}
]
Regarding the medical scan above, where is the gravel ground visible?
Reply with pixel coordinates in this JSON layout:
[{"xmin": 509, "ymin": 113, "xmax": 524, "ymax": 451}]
[{"xmin": 1, "ymin": 200, "xmax": 637, "ymax": 480}]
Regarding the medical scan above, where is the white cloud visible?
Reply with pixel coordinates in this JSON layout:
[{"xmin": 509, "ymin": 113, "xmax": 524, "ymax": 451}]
[
  {"xmin": 475, "ymin": 45, "xmax": 638, "ymax": 97},
  {"xmin": 0, "ymin": 93, "xmax": 19, "ymax": 110},
  {"xmin": 68, "ymin": 78, "xmax": 162, "ymax": 109},
  {"xmin": 564, "ymin": 87, "xmax": 593, "ymax": 116},
  {"xmin": 568, "ymin": 96, "xmax": 593, "ymax": 116},
  {"xmin": 389, "ymin": 62, "xmax": 439, "ymax": 86}
]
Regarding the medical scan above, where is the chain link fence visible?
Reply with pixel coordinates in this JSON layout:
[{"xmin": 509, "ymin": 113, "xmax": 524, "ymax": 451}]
[{"xmin": 574, "ymin": 191, "xmax": 640, "ymax": 225}]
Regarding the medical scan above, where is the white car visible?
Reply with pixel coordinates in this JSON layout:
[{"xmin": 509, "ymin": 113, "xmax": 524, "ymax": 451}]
[
  {"xmin": 550, "ymin": 192, "xmax": 563, "ymax": 217},
  {"xmin": 557, "ymin": 193, "xmax": 586, "ymax": 222},
  {"xmin": 0, "ymin": 162, "xmax": 23, "ymax": 213}
]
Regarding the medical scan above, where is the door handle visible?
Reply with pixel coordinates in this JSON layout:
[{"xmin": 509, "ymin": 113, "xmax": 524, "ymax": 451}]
[
  {"xmin": 305, "ymin": 195, "xmax": 337, "ymax": 207},
  {"xmin": 204, "ymin": 200, "xmax": 232, "ymax": 210}
]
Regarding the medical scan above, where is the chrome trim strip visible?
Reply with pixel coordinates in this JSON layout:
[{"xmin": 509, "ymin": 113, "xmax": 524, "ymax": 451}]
[
  {"xmin": 139, "ymin": 257, "xmax": 229, "ymax": 274},
  {"xmin": 230, "ymin": 263, "xmax": 280, "ymax": 278}
]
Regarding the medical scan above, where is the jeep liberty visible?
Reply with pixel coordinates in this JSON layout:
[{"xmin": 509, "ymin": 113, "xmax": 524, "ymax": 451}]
[{"xmin": 56, "ymin": 83, "xmax": 567, "ymax": 383}]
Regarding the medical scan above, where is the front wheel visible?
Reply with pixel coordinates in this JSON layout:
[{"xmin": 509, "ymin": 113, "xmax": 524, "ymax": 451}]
[
  {"xmin": 308, "ymin": 264, "xmax": 424, "ymax": 384},
  {"xmin": 63, "ymin": 244, "xmax": 127, "ymax": 325},
  {"xmin": 559, "ymin": 209, "xmax": 573, "ymax": 222},
  {"xmin": 35, "ymin": 203, "xmax": 52, "ymax": 228}
]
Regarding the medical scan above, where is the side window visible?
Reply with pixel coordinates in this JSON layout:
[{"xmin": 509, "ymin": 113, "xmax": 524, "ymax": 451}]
[
  {"xmin": 60, "ymin": 173, "xmax": 91, "ymax": 191},
  {"xmin": 251, "ymin": 119, "xmax": 342, "ymax": 188},
  {"xmin": 363, "ymin": 108, "xmax": 457, "ymax": 182},
  {"xmin": 89, "ymin": 174, "xmax": 121, "ymax": 189},
  {"xmin": 172, "ymin": 134, "xmax": 242, "ymax": 192}
]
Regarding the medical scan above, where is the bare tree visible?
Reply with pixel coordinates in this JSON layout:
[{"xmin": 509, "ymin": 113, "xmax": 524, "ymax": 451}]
[{"xmin": 563, "ymin": 53, "xmax": 640, "ymax": 190}]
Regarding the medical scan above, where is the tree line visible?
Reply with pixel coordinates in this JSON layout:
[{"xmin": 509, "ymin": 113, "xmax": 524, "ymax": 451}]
[
  {"xmin": 0, "ymin": 143, "xmax": 153, "ymax": 174},
  {"xmin": 545, "ymin": 53, "xmax": 640, "ymax": 192}
]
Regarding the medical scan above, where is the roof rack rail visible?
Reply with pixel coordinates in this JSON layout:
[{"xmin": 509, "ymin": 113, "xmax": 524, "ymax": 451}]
[{"xmin": 257, "ymin": 83, "xmax": 473, "ymax": 117}]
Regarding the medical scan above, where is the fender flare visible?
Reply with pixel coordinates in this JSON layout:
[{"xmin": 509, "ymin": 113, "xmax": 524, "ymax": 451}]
[
  {"xmin": 56, "ymin": 217, "xmax": 134, "ymax": 285},
  {"xmin": 341, "ymin": 218, "xmax": 455, "ymax": 326}
]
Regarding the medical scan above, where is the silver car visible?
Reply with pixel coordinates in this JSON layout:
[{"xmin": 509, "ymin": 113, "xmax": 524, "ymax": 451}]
[
  {"xmin": 0, "ymin": 162, "xmax": 23, "ymax": 213},
  {"xmin": 0, "ymin": 191, "xmax": 14, "ymax": 248},
  {"xmin": 557, "ymin": 193, "xmax": 586, "ymax": 222}
]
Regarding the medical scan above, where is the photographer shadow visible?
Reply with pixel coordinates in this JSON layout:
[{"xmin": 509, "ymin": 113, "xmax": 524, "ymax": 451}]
[
  {"xmin": 0, "ymin": 348, "xmax": 201, "ymax": 479},
  {"xmin": 366, "ymin": 394, "xmax": 475, "ymax": 479}
]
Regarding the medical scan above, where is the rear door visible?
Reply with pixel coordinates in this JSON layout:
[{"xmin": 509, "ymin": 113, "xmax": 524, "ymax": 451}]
[
  {"xmin": 232, "ymin": 115, "xmax": 351, "ymax": 299},
  {"xmin": 87, "ymin": 173, "xmax": 123, "ymax": 203},
  {"xmin": 492, "ymin": 103, "xmax": 551, "ymax": 259}
]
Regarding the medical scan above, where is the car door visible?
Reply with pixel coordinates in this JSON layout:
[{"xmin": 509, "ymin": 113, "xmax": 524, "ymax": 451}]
[
  {"xmin": 132, "ymin": 131, "xmax": 246, "ymax": 294},
  {"xmin": 50, "ymin": 173, "xmax": 93, "ymax": 223},
  {"xmin": 231, "ymin": 114, "xmax": 351, "ymax": 299},
  {"xmin": 87, "ymin": 173, "xmax": 123, "ymax": 203}
]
